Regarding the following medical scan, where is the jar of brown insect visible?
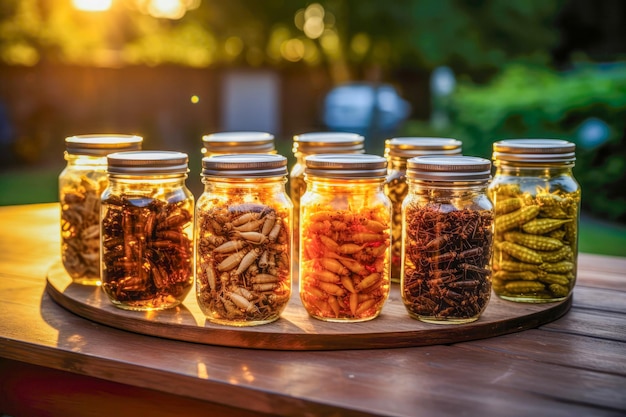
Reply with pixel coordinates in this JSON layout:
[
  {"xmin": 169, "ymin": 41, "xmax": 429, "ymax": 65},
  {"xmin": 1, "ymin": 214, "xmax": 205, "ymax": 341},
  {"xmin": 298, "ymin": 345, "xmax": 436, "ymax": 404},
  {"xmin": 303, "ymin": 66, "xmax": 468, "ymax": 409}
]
[
  {"xmin": 300, "ymin": 154, "xmax": 391, "ymax": 323},
  {"xmin": 383, "ymin": 137, "xmax": 462, "ymax": 283},
  {"xmin": 201, "ymin": 131, "xmax": 276, "ymax": 157},
  {"xmin": 489, "ymin": 139, "xmax": 580, "ymax": 303},
  {"xmin": 59, "ymin": 134, "xmax": 143, "ymax": 285},
  {"xmin": 289, "ymin": 132, "xmax": 365, "ymax": 270},
  {"xmin": 100, "ymin": 151, "xmax": 194, "ymax": 311},
  {"xmin": 196, "ymin": 154, "xmax": 293, "ymax": 326},
  {"xmin": 402, "ymin": 156, "xmax": 494, "ymax": 324}
]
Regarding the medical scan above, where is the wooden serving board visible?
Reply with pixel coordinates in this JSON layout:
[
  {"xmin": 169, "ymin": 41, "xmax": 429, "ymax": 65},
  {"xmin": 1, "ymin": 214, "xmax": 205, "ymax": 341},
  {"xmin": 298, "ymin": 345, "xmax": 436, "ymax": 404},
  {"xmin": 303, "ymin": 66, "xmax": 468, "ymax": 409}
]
[{"xmin": 46, "ymin": 261, "xmax": 571, "ymax": 351}]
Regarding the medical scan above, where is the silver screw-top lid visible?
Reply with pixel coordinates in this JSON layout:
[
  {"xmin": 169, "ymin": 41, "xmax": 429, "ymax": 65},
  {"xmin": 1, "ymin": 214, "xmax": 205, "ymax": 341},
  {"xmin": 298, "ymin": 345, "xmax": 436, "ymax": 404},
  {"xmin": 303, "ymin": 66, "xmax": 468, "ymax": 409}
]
[
  {"xmin": 493, "ymin": 139, "xmax": 576, "ymax": 164},
  {"xmin": 304, "ymin": 154, "xmax": 388, "ymax": 179},
  {"xmin": 385, "ymin": 137, "xmax": 462, "ymax": 160},
  {"xmin": 293, "ymin": 132, "xmax": 365, "ymax": 155},
  {"xmin": 202, "ymin": 154, "xmax": 288, "ymax": 178},
  {"xmin": 65, "ymin": 134, "xmax": 143, "ymax": 156},
  {"xmin": 202, "ymin": 131, "xmax": 275, "ymax": 155},
  {"xmin": 407, "ymin": 155, "xmax": 492, "ymax": 182},
  {"xmin": 107, "ymin": 151, "xmax": 189, "ymax": 175}
]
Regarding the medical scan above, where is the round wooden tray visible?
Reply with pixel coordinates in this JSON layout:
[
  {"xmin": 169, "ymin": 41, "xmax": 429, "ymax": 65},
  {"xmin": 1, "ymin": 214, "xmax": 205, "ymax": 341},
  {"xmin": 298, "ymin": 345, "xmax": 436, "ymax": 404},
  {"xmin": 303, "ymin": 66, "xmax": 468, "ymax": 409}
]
[{"xmin": 46, "ymin": 261, "xmax": 571, "ymax": 351}]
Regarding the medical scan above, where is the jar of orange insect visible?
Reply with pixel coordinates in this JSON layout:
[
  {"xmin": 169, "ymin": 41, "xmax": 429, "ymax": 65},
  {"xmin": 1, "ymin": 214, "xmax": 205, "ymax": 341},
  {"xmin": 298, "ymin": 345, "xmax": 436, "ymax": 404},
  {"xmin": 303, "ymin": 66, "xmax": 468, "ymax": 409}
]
[
  {"xmin": 489, "ymin": 139, "xmax": 580, "ymax": 303},
  {"xmin": 299, "ymin": 154, "xmax": 391, "ymax": 322},
  {"xmin": 195, "ymin": 154, "xmax": 293, "ymax": 326},
  {"xmin": 383, "ymin": 137, "xmax": 462, "ymax": 283}
]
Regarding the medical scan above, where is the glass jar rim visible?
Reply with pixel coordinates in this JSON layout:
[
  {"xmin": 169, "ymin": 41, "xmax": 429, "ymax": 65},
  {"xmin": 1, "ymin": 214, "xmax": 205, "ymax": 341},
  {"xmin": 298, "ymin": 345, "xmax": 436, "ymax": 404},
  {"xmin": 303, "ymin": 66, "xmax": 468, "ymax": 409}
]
[
  {"xmin": 493, "ymin": 139, "xmax": 576, "ymax": 163},
  {"xmin": 107, "ymin": 151, "xmax": 188, "ymax": 175},
  {"xmin": 305, "ymin": 154, "xmax": 387, "ymax": 179},
  {"xmin": 202, "ymin": 154, "xmax": 288, "ymax": 178},
  {"xmin": 407, "ymin": 155, "xmax": 491, "ymax": 182},
  {"xmin": 65, "ymin": 134, "xmax": 143, "ymax": 156}
]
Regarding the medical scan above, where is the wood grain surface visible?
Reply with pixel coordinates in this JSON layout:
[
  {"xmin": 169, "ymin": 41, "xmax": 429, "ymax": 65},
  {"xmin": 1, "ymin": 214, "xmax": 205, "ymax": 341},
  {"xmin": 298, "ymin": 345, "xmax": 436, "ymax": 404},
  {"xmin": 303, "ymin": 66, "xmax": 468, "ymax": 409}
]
[
  {"xmin": 46, "ymin": 261, "xmax": 572, "ymax": 350},
  {"xmin": 1, "ymin": 204, "xmax": 625, "ymax": 417}
]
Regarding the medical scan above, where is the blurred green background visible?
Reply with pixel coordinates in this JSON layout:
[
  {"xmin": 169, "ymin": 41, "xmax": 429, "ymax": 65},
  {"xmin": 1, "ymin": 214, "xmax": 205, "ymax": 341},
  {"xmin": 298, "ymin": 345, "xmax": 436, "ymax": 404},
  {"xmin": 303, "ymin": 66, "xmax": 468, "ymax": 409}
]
[{"xmin": 1, "ymin": 0, "xmax": 625, "ymax": 256}]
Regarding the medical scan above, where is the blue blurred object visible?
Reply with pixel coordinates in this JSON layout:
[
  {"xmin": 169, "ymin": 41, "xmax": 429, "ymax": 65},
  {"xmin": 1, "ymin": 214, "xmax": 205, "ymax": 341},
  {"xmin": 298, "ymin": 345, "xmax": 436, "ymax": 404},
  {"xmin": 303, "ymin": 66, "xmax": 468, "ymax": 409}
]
[
  {"xmin": 577, "ymin": 117, "xmax": 610, "ymax": 149},
  {"xmin": 322, "ymin": 82, "xmax": 411, "ymax": 152}
]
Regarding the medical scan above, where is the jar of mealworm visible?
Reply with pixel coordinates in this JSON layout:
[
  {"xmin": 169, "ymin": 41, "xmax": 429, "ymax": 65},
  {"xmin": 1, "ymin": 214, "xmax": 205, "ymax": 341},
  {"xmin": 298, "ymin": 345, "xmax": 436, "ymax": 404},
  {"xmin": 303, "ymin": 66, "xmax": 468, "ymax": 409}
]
[
  {"xmin": 384, "ymin": 137, "xmax": 462, "ymax": 283},
  {"xmin": 300, "ymin": 154, "xmax": 391, "ymax": 322},
  {"xmin": 489, "ymin": 139, "xmax": 580, "ymax": 303},
  {"xmin": 100, "ymin": 151, "xmax": 194, "ymax": 311},
  {"xmin": 201, "ymin": 131, "xmax": 276, "ymax": 157},
  {"xmin": 196, "ymin": 154, "xmax": 293, "ymax": 326},
  {"xmin": 290, "ymin": 132, "xmax": 365, "ymax": 271},
  {"xmin": 402, "ymin": 156, "xmax": 494, "ymax": 324},
  {"xmin": 59, "ymin": 134, "xmax": 143, "ymax": 285}
]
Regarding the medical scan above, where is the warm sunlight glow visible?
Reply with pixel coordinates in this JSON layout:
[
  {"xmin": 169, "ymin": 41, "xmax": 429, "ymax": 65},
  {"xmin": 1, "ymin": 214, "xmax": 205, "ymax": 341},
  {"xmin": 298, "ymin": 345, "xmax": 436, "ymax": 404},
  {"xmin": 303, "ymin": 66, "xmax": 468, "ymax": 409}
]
[
  {"xmin": 281, "ymin": 38, "xmax": 305, "ymax": 62},
  {"xmin": 191, "ymin": 95, "xmax": 200, "ymax": 103},
  {"xmin": 72, "ymin": 0, "xmax": 112, "ymax": 12},
  {"xmin": 149, "ymin": 0, "xmax": 186, "ymax": 19}
]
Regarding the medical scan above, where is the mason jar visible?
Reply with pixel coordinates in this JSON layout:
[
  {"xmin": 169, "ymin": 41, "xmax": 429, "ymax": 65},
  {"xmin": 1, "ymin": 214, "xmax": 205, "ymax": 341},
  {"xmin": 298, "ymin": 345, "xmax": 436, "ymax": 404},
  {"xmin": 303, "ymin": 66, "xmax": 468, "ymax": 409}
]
[
  {"xmin": 290, "ymin": 132, "xmax": 364, "ymax": 273},
  {"xmin": 402, "ymin": 156, "xmax": 494, "ymax": 324},
  {"xmin": 489, "ymin": 139, "xmax": 580, "ymax": 303},
  {"xmin": 299, "ymin": 154, "xmax": 391, "ymax": 322},
  {"xmin": 100, "ymin": 151, "xmax": 194, "ymax": 311},
  {"xmin": 384, "ymin": 137, "xmax": 462, "ymax": 283},
  {"xmin": 59, "ymin": 134, "xmax": 142, "ymax": 285},
  {"xmin": 196, "ymin": 154, "xmax": 293, "ymax": 326},
  {"xmin": 201, "ymin": 131, "xmax": 276, "ymax": 157}
]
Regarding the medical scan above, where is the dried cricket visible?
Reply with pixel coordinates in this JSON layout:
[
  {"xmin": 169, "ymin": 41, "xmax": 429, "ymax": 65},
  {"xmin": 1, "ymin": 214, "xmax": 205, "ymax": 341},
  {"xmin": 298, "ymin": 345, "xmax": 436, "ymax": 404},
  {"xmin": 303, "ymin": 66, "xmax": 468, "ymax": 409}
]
[{"xmin": 402, "ymin": 205, "xmax": 493, "ymax": 323}]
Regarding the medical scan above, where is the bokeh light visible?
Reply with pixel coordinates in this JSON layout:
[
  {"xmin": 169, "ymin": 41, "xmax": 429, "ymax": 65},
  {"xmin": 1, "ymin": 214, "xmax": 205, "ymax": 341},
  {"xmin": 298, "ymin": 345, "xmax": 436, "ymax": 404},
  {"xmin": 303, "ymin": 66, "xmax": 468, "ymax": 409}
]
[{"xmin": 72, "ymin": 0, "xmax": 112, "ymax": 12}]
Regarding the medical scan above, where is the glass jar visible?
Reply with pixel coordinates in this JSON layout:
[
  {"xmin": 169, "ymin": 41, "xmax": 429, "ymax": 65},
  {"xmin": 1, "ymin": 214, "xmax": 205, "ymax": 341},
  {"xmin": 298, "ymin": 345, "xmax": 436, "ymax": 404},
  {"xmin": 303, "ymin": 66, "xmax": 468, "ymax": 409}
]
[
  {"xmin": 100, "ymin": 151, "xmax": 194, "ymax": 311},
  {"xmin": 196, "ymin": 154, "xmax": 293, "ymax": 326},
  {"xmin": 289, "ymin": 132, "xmax": 364, "ymax": 264},
  {"xmin": 300, "ymin": 154, "xmax": 391, "ymax": 322},
  {"xmin": 201, "ymin": 131, "xmax": 276, "ymax": 157},
  {"xmin": 384, "ymin": 137, "xmax": 462, "ymax": 283},
  {"xmin": 489, "ymin": 139, "xmax": 580, "ymax": 303},
  {"xmin": 59, "ymin": 134, "xmax": 143, "ymax": 285},
  {"xmin": 401, "ymin": 156, "xmax": 494, "ymax": 324}
]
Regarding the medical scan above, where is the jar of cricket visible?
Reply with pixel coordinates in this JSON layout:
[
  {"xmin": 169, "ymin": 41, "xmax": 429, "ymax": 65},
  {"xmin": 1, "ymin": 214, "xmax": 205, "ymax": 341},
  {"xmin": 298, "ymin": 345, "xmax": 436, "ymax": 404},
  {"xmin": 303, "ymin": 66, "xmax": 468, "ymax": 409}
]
[
  {"xmin": 384, "ymin": 137, "xmax": 462, "ymax": 283},
  {"xmin": 196, "ymin": 154, "xmax": 293, "ymax": 326},
  {"xmin": 299, "ymin": 154, "xmax": 391, "ymax": 322},
  {"xmin": 489, "ymin": 139, "xmax": 580, "ymax": 303},
  {"xmin": 100, "ymin": 151, "xmax": 194, "ymax": 311},
  {"xmin": 402, "ymin": 156, "xmax": 494, "ymax": 324},
  {"xmin": 290, "ymin": 132, "xmax": 364, "ymax": 268},
  {"xmin": 201, "ymin": 131, "xmax": 276, "ymax": 157},
  {"xmin": 59, "ymin": 134, "xmax": 143, "ymax": 285}
]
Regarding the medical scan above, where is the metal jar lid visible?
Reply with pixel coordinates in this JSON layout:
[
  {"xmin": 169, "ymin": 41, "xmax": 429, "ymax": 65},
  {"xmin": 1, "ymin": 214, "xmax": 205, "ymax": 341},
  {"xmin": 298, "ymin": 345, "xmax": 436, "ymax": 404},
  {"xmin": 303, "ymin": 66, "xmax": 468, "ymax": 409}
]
[
  {"xmin": 492, "ymin": 139, "xmax": 576, "ymax": 164},
  {"xmin": 65, "ymin": 134, "xmax": 143, "ymax": 156},
  {"xmin": 107, "ymin": 151, "xmax": 189, "ymax": 175},
  {"xmin": 385, "ymin": 137, "xmax": 462, "ymax": 160},
  {"xmin": 202, "ymin": 154, "xmax": 288, "ymax": 178},
  {"xmin": 407, "ymin": 155, "xmax": 492, "ymax": 182},
  {"xmin": 202, "ymin": 131, "xmax": 275, "ymax": 154},
  {"xmin": 293, "ymin": 132, "xmax": 365, "ymax": 155},
  {"xmin": 305, "ymin": 154, "xmax": 387, "ymax": 179}
]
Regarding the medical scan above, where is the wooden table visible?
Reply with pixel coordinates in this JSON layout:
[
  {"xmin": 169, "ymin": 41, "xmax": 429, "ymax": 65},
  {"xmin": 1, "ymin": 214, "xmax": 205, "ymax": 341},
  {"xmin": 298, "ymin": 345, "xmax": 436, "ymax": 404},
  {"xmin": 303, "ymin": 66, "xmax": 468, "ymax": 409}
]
[{"xmin": 1, "ymin": 203, "xmax": 624, "ymax": 417}]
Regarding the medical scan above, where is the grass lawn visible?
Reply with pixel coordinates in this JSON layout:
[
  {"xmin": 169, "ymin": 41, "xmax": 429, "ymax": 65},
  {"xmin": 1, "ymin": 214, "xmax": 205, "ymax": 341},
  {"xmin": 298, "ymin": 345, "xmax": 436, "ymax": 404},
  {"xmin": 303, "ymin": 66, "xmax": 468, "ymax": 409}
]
[{"xmin": 1, "ymin": 168, "xmax": 625, "ymax": 257}]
